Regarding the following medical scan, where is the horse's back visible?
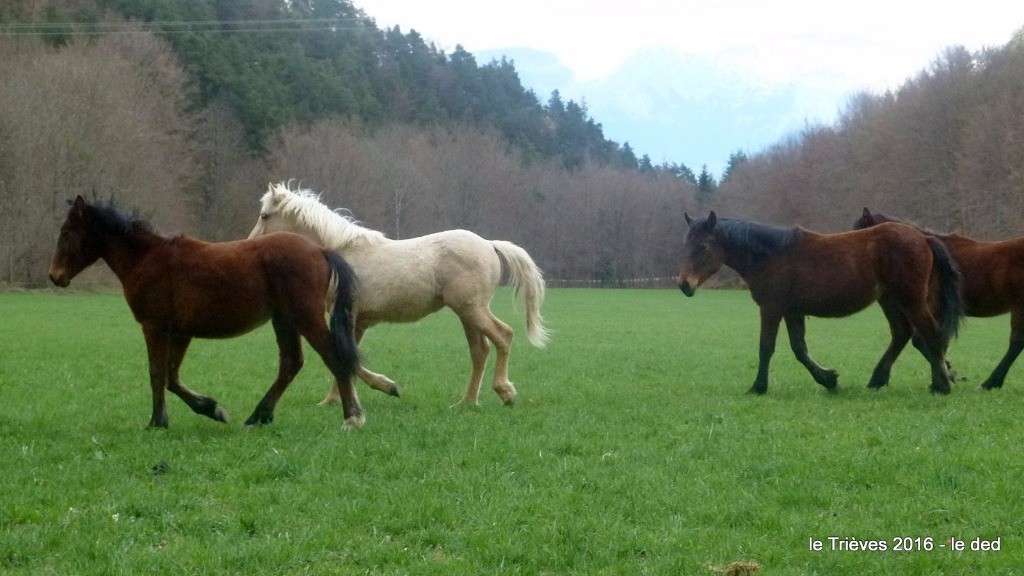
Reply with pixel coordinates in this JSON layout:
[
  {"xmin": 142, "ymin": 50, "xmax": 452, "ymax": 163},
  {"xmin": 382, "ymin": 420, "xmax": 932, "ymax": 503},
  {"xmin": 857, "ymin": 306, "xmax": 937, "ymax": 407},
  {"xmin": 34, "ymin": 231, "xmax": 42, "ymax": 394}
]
[
  {"xmin": 756, "ymin": 224, "xmax": 931, "ymax": 317},
  {"xmin": 945, "ymin": 234, "xmax": 1024, "ymax": 316},
  {"xmin": 343, "ymin": 229, "xmax": 501, "ymax": 324},
  {"xmin": 145, "ymin": 233, "xmax": 329, "ymax": 337}
]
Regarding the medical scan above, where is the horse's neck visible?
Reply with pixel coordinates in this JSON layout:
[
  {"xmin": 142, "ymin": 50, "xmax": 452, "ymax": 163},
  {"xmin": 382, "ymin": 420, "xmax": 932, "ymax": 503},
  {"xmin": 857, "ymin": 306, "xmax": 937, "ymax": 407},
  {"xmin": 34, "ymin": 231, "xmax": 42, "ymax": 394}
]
[
  {"xmin": 298, "ymin": 212, "xmax": 387, "ymax": 252},
  {"xmin": 720, "ymin": 235, "xmax": 795, "ymax": 279},
  {"xmin": 721, "ymin": 249, "xmax": 761, "ymax": 278},
  {"xmin": 101, "ymin": 229, "xmax": 165, "ymax": 283}
]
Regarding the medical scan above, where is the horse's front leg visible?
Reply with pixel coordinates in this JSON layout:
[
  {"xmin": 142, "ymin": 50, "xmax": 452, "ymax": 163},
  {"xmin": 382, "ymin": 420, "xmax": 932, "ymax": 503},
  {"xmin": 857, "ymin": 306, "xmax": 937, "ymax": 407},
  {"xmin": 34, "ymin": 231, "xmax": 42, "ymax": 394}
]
[
  {"xmin": 142, "ymin": 326, "xmax": 171, "ymax": 428},
  {"xmin": 749, "ymin": 309, "xmax": 782, "ymax": 395},
  {"xmin": 785, "ymin": 314, "xmax": 838, "ymax": 389},
  {"xmin": 979, "ymin": 309, "xmax": 1024, "ymax": 389},
  {"xmin": 165, "ymin": 334, "xmax": 229, "ymax": 423}
]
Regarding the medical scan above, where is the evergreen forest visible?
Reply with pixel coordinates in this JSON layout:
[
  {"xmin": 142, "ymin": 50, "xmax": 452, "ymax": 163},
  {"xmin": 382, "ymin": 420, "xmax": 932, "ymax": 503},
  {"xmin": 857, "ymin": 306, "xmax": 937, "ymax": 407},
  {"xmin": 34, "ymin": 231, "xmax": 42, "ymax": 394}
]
[{"xmin": 1, "ymin": 0, "xmax": 1022, "ymax": 287}]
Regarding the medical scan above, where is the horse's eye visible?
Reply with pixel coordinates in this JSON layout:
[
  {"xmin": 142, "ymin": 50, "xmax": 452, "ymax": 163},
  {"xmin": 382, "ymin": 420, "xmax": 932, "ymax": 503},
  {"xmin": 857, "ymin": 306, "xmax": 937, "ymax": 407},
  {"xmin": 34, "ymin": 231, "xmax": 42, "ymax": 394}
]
[{"xmin": 260, "ymin": 213, "xmax": 270, "ymax": 221}]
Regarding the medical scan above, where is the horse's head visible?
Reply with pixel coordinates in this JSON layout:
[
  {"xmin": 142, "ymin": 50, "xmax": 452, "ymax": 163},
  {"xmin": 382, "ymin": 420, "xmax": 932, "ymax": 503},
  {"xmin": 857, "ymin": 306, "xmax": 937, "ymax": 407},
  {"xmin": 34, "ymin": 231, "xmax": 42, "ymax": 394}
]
[
  {"xmin": 678, "ymin": 211, "xmax": 725, "ymax": 297},
  {"xmin": 49, "ymin": 196, "xmax": 103, "ymax": 287},
  {"xmin": 248, "ymin": 182, "xmax": 295, "ymax": 239}
]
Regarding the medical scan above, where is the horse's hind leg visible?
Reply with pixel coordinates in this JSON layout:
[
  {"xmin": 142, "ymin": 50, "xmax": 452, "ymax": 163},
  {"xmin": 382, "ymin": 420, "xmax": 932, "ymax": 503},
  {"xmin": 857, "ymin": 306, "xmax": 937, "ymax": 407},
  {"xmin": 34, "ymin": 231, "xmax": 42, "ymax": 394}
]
[
  {"xmin": 459, "ymin": 306, "xmax": 515, "ymax": 405},
  {"xmin": 901, "ymin": 303, "xmax": 952, "ymax": 394},
  {"xmin": 300, "ymin": 322, "xmax": 365, "ymax": 428},
  {"xmin": 321, "ymin": 327, "xmax": 399, "ymax": 404},
  {"xmin": 245, "ymin": 316, "xmax": 304, "ymax": 426},
  {"xmin": 868, "ymin": 297, "xmax": 913, "ymax": 389},
  {"xmin": 784, "ymin": 314, "xmax": 838, "ymax": 389},
  {"xmin": 981, "ymin": 309, "xmax": 1024, "ymax": 390},
  {"xmin": 454, "ymin": 319, "xmax": 489, "ymax": 406},
  {"xmin": 165, "ymin": 334, "xmax": 229, "ymax": 423},
  {"xmin": 910, "ymin": 334, "xmax": 959, "ymax": 382}
]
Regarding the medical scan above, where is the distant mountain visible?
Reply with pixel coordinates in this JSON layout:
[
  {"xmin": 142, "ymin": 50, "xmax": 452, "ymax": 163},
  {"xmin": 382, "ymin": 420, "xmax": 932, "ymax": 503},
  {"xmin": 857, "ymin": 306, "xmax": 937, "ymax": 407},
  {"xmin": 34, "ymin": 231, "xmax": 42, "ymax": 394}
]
[{"xmin": 478, "ymin": 46, "xmax": 838, "ymax": 177}]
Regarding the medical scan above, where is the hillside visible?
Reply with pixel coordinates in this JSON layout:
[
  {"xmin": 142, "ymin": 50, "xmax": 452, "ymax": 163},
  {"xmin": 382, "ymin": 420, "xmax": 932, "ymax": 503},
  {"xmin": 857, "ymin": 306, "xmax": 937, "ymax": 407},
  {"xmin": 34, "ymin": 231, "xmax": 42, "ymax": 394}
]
[{"xmin": 1, "ymin": 1, "xmax": 1022, "ymax": 289}]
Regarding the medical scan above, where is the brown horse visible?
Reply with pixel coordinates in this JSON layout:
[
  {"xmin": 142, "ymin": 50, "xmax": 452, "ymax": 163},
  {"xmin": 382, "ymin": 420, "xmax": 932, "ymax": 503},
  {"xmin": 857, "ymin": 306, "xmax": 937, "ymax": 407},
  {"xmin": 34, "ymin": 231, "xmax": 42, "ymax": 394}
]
[
  {"xmin": 677, "ymin": 212, "xmax": 964, "ymax": 394},
  {"xmin": 856, "ymin": 208, "xmax": 1024, "ymax": 390},
  {"xmin": 49, "ymin": 195, "xmax": 364, "ymax": 429}
]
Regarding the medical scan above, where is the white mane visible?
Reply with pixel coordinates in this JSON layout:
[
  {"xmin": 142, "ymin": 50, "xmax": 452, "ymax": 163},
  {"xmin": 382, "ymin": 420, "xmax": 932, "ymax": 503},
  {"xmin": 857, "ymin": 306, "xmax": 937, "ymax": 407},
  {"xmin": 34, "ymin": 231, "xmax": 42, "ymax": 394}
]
[{"xmin": 264, "ymin": 183, "xmax": 388, "ymax": 249}]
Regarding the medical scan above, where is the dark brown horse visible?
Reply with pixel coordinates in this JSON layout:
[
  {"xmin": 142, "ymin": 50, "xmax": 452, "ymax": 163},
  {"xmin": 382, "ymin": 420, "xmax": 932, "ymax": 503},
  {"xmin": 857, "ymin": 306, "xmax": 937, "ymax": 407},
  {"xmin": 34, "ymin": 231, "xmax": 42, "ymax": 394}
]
[
  {"xmin": 677, "ymin": 212, "xmax": 964, "ymax": 394},
  {"xmin": 49, "ymin": 195, "xmax": 364, "ymax": 429},
  {"xmin": 856, "ymin": 208, "xmax": 1024, "ymax": 390}
]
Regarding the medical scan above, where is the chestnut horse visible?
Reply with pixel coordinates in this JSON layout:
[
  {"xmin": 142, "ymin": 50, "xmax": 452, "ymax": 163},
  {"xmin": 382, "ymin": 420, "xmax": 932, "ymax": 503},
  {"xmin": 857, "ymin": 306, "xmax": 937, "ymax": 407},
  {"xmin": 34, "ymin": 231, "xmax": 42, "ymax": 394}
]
[
  {"xmin": 49, "ymin": 196, "xmax": 364, "ymax": 429},
  {"xmin": 677, "ymin": 212, "xmax": 964, "ymax": 394},
  {"xmin": 856, "ymin": 208, "xmax": 1024, "ymax": 389}
]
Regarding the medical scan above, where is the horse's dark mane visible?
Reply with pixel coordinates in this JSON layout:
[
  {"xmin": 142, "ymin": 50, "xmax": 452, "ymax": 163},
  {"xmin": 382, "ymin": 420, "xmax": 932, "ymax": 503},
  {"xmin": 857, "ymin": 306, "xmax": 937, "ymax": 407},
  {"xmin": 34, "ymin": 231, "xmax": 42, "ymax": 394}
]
[
  {"xmin": 85, "ymin": 201, "xmax": 160, "ymax": 240},
  {"xmin": 714, "ymin": 218, "xmax": 800, "ymax": 257}
]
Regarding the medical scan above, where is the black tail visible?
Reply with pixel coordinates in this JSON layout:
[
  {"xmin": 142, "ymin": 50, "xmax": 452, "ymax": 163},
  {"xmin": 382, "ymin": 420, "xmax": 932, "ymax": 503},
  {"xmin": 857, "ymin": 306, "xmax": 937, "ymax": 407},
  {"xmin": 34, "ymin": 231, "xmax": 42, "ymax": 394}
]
[
  {"xmin": 324, "ymin": 250, "xmax": 360, "ymax": 380},
  {"xmin": 927, "ymin": 236, "xmax": 965, "ymax": 344}
]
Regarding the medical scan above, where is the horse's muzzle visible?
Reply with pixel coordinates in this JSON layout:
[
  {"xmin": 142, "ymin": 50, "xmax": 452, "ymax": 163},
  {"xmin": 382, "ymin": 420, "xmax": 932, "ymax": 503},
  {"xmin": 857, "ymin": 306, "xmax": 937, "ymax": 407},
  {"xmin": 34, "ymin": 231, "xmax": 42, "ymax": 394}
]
[
  {"xmin": 48, "ymin": 267, "xmax": 69, "ymax": 287},
  {"xmin": 678, "ymin": 282, "xmax": 695, "ymax": 297}
]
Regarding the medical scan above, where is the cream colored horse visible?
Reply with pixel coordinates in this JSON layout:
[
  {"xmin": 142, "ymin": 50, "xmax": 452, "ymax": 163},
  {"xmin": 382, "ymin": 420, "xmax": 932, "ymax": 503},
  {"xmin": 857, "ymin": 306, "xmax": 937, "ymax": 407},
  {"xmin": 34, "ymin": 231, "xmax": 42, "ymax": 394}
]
[{"xmin": 248, "ymin": 182, "xmax": 549, "ymax": 406}]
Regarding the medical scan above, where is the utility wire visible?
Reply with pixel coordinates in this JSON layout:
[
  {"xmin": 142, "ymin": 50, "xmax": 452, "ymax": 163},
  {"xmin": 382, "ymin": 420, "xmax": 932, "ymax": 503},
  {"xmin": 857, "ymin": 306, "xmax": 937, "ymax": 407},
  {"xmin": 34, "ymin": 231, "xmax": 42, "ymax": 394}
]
[{"xmin": 0, "ymin": 18, "xmax": 377, "ymax": 36}]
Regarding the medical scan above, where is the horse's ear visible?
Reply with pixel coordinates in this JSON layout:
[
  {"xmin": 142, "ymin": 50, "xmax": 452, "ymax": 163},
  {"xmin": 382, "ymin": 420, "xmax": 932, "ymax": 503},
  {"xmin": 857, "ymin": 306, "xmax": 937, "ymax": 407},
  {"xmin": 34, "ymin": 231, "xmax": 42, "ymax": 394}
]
[
  {"xmin": 72, "ymin": 195, "xmax": 87, "ymax": 212},
  {"xmin": 861, "ymin": 207, "xmax": 871, "ymax": 219},
  {"xmin": 684, "ymin": 212, "xmax": 693, "ymax": 226},
  {"xmin": 707, "ymin": 211, "xmax": 717, "ymax": 229}
]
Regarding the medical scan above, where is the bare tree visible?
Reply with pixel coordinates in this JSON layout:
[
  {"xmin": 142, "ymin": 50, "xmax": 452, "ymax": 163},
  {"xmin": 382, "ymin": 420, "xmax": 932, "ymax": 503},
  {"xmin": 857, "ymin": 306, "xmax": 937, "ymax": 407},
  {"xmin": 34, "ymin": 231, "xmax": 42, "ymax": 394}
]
[{"xmin": 0, "ymin": 32, "xmax": 197, "ymax": 286}]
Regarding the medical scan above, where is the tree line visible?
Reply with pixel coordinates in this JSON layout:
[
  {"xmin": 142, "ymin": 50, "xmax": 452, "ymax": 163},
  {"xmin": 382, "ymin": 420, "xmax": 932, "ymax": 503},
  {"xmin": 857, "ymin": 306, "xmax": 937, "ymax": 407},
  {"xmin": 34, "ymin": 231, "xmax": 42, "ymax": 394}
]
[
  {"xmin": 0, "ymin": 0, "xmax": 648, "ymax": 170},
  {"xmin": 1, "ymin": 1, "xmax": 1022, "ymax": 289},
  {"xmin": 715, "ymin": 36, "xmax": 1024, "ymax": 240}
]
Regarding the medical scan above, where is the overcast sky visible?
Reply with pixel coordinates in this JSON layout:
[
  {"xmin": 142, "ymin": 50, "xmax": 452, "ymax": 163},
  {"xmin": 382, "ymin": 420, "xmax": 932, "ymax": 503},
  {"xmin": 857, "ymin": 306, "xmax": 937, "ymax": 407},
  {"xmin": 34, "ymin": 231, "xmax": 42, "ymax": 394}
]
[
  {"xmin": 353, "ymin": 1, "xmax": 1024, "ymax": 172},
  {"xmin": 356, "ymin": 2, "xmax": 1020, "ymax": 88}
]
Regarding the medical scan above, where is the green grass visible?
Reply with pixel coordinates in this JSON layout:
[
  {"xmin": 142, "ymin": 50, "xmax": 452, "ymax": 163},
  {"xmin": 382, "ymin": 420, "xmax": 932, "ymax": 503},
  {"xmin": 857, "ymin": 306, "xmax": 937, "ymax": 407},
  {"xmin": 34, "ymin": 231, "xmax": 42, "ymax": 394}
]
[{"xmin": 1, "ymin": 288, "xmax": 1022, "ymax": 574}]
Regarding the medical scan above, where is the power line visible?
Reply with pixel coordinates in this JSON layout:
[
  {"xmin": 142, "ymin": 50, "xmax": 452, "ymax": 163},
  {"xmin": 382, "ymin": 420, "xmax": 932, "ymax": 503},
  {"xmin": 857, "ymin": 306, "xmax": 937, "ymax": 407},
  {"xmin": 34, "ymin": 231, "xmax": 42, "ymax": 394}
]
[
  {"xmin": 0, "ymin": 17, "xmax": 368, "ymax": 28},
  {"xmin": 0, "ymin": 17, "xmax": 376, "ymax": 36}
]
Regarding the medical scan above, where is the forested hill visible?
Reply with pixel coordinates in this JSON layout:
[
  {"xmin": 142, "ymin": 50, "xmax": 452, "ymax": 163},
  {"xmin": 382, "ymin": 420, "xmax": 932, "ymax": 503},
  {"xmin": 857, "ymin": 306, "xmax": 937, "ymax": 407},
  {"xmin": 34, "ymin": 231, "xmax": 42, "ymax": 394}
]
[
  {"xmin": 0, "ymin": 0, "xmax": 645, "ymax": 171},
  {"xmin": 2, "ymin": 1, "xmax": 1023, "ymax": 290}
]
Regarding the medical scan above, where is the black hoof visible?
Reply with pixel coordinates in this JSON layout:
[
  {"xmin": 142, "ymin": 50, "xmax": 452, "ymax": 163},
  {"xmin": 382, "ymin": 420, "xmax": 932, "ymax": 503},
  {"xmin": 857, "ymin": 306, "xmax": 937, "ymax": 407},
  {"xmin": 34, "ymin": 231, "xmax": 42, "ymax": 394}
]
[
  {"xmin": 746, "ymin": 386, "xmax": 767, "ymax": 395},
  {"xmin": 979, "ymin": 381, "xmax": 1002, "ymax": 391},
  {"xmin": 819, "ymin": 370, "xmax": 839, "ymax": 390},
  {"xmin": 388, "ymin": 384, "xmax": 401, "ymax": 398},
  {"xmin": 930, "ymin": 385, "xmax": 951, "ymax": 395},
  {"xmin": 244, "ymin": 412, "xmax": 274, "ymax": 426},
  {"xmin": 146, "ymin": 417, "xmax": 169, "ymax": 429},
  {"xmin": 866, "ymin": 376, "xmax": 889, "ymax": 389}
]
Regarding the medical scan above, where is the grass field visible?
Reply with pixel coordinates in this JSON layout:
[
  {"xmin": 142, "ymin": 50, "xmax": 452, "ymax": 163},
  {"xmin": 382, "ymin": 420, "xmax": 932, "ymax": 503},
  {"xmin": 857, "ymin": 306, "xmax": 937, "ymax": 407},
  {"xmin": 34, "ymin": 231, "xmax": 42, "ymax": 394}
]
[{"xmin": 1, "ymin": 288, "xmax": 1022, "ymax": 575}]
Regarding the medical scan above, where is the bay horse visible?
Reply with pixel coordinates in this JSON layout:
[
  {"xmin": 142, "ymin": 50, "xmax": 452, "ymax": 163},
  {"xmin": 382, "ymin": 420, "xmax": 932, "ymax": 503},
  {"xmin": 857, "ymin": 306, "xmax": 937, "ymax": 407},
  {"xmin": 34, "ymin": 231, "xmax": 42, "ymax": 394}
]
[
  {"xmin": 677, "ymin": 211, "xmax": 964, "ymax": 394},
  {"xmin": 248, "ymin": 182, "xmax": 549, "ymax": 406},
  {"xmin": 49, "ymin": 195, "xmax": 364, "ymax": 429},
  {"xmin": 856, "ymin": 208, "xmax": 1024, "ymax": 390}
]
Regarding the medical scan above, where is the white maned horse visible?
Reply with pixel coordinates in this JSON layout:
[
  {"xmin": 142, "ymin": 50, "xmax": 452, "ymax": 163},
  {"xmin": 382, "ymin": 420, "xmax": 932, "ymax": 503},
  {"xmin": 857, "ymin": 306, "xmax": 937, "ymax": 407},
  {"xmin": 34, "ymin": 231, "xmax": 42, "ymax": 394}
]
[{"xmin": 248, "ymin": 182, "xmax": 549, "ymax": 406}]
